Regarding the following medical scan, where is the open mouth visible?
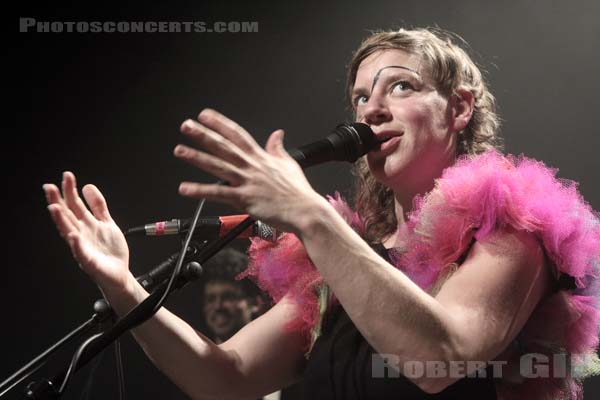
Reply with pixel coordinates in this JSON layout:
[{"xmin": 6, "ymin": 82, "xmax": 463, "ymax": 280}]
[
  {"xmin": 375, "ymin": 130, "xmax": 403, "ymax": 142},
  {"xmin": 212, "ymin": 312, "xmax": 231, "ymax": 326},
  {"xmin": 373, "ymin": 132, "xmax": 402, "ymax": 153},
  {"xmin": 378, "ymin": 135, "xmax": 398, "ymax": 143}
]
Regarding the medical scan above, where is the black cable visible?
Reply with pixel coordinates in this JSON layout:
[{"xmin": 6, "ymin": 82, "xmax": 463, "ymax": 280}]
[
  {"xmin": 0, "ymin": 315, "xmax": 99, "ymax": 398},
  {"xmin": 58, "ymin": 333, "xmax": 103, "ymax": 394},
  {"xmin": 152, "ymin": 197, "xmax": 207, "ymax": 314},
  {"xmin": 79, "ymin": 346, "xmax": 107, "ymax": 400},
  {"xmin": 114, "ymin": 339, "xmax": 124, "ymax": 400},
  {"xmin": 55, "ymin": 196, "xmax": 208, "ymax": 396}
]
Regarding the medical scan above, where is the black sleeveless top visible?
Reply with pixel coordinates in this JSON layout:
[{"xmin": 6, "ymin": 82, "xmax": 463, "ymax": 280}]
[{"xmin": 300, "ymin": 247, "xmax": 498, "ymax": 400}]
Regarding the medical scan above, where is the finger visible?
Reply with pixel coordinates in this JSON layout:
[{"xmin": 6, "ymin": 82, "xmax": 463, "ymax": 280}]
[
  {"xmin": 82, "ymin": 184, "xmax": 112, "ymax": 222},
  {"xmin": 43, "ymin": 184, "xmax": 79, "ymax": 227},
  {"xmin": 265, "ymin": 129, "xmax": 291, "ymax": 158},
  {"xmin": 180, "ymin": 119, "xmax": 250, "ymax": 166},
  {"xmin": 66, "ymin": 232, "xmax": 93, "ymax": 270},
  {"xmin": 197, "ymin": 108, "xmax": 259, "ymax": 154},
  {"xmin": 178, "ymin": 181, "xmax": 242, "ymax": 208},
  {"xmin": 43, "ymin": 183, "xmax": 65, "ymax": 205},
  {"xmin": 48, "ymin": 203, "xmax": 79, "ymax": 239},
  {"xmin": 62, "ymin": 172, "xmax": 93, "ymax": 221},
  {"xmin": 174, "ymin": 145, "xmax": 246, "ymax": 185}
]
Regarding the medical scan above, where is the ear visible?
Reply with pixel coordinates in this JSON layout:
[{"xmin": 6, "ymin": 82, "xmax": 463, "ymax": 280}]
[{"xmin": 450, "ymin": 87, "xmax": 474, "ymax": 133}]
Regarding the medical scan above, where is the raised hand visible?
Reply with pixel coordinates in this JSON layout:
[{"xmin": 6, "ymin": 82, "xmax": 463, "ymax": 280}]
[
  {"xmin": 174, "ymin": 109, "xmax": 328, "ymax": 235},
  {"xmin": 43, "ymin": 172, "xmax": 131, "ymax": 295}
]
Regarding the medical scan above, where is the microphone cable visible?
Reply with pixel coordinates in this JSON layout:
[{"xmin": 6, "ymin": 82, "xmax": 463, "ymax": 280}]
[
  {"xmin": 114, "ymin": 337, "xmax": 125, "ymax": 400},
  {"xmin": 57, "ymin": 194, "xmax": 210, "ymax": 397},
  {"xmin": 53, "ymin": 121, "xmax": 375, "ymax": 396}
]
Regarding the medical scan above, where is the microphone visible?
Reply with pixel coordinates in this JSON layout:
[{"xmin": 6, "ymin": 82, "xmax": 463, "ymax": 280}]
[
  {"xmin": 124, "ymin": 215, "xmax": 278, "ymax": 242},
  {"xmin": 134, "ymin": 249, "xmax": 204, "ymax": 291},
  {"xmin": 126, "ymin": 123, "xmax": 375, "ymax": 242},
  {"xmin": 287, "ymin": 122, "xmax": 376, "ymax": 168}
]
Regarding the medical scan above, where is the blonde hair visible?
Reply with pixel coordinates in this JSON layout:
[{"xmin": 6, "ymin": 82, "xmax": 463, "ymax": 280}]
[{"xmin": 348, "ymin": 28, "xmax": 503, "ymax": 243}]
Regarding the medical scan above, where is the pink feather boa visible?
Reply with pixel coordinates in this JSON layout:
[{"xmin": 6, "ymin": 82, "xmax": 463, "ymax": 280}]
[{"xmin": 238, "ymin": 151, "xmax": 600, "ymax": 399}]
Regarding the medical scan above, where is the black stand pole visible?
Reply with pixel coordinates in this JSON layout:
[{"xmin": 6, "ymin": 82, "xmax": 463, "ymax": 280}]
[
  {"xmin": 29, "ymin": 217, "xmax": 253, "ymax": 398},
  {"xmin": 0, "ymin": 242, "xmax": 206, "ymax": 399},
  {"xmin": 0, "ymin": 314, "xmax": 102, "ymax": 398},
  {"xmin": 2, "ymin": 216, "xmax": 254, "ymax": 399}
]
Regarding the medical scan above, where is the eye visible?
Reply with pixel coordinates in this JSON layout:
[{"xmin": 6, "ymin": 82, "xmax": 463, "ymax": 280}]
[
  {"xmin": 222, "ymin": 292, "xmax": 237, "ymax": 302},
  {"xmin": 354, "ymin": 94, "xmax": 369, "ymax": 107},
  {"xmin": 391, "ymin": 81, "xmax": 414, "ymax": 94}
]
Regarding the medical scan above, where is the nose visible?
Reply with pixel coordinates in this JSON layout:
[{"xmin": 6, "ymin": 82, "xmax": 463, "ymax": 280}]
[
  {"xmin": 207, "ymin": 295, "xmax": 223, "ymax": 309},
  {"xmin": 360, "ymin": 96, "xmax": 392, "ymax": 126}
]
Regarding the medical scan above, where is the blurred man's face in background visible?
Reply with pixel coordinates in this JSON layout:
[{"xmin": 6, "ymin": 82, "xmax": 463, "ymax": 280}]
[{"xmin": 203, "ymin": 280, "xmax": 254, "ymax": 343}]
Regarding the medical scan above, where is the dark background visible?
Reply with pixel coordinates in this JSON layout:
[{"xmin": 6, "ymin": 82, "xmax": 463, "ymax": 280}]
[{"xmin": 4, "ymin": 1, "xmax": 600, "ymax": 399}]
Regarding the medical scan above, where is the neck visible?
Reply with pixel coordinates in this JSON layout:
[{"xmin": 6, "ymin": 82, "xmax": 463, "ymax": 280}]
[
  {"xmin": 383, "ymin": 160, "xmax": 453, "ymax": 248},
  {"xmin": 393, "ymin": 177, "xmax": 437, "ymax": 222},
  {"xmin": 390, "ymin": 148, "xmax": 458, "ymax": 221},
  {"xmin": 213, "ymin": 337, "xmax": 224, "ymax": 344},
  {"xmin": 382, "ymin": 183, "xmax": 434, "ymax": 249}
]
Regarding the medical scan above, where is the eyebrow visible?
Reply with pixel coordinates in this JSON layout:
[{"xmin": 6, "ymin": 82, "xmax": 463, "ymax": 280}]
[{"xmin": 352, "ymin": 65, "xmax": 422, "ymax": 98}]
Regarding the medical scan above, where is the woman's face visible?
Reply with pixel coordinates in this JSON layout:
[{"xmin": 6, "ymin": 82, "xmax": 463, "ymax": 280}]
[{"xmin": 352, "ymin": 49, "xmax": 459, "ymax": 192}]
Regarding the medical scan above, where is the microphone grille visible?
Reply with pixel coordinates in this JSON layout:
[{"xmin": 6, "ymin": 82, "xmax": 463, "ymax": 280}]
[
  {"xmin": 332, "ymin": 122, "xmax": 377, "ymax": 163},
  {"xmin": 255, "ymin": 221, "xmax": 278, "ymax": 242}
]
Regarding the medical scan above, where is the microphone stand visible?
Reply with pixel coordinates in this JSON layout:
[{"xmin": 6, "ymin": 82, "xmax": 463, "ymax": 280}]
[
  {"xmin": 0, "ymin": 311, "xmax": 106, "ymax": 399},
  {"xmin": 2, "ymin": 216, "xmax": 255, "ymax": 399},
  {"xmin": 4, "ymin": 120, "xmax": 376, "ymax": 399}
]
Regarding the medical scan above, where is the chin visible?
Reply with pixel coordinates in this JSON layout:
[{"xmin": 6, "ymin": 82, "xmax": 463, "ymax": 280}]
[
  {"xmin": 369, "ymin": 157, "xmax": 412, "ymax": 186},
  {"xmin": 214, "ymin": 326, "xmax": 234, "ymax": 337}
]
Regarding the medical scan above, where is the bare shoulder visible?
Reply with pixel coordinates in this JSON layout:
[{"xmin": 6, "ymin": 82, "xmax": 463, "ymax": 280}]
[
  {"xmin": 472, "ymin": 226, "xmax": 547, "ymax": 265},
  {"xmin": 435, "ymin": 226, "xmax": 553, "ymax": 360}
]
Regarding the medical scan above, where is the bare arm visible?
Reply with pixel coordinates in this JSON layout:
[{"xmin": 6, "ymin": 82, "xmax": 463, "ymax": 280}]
[
  {"xmin": 174, "ymin": 108, "xmax": 553, "ymax": 394},
  {"xmin": 300, "ymin": 204, "xmax": 552, "ymax": 393},
  {"xmin": 109, "ymin": 280, "xmax": 306, "ymax": 400},
  {"xmin": 43, "ymin": 173, "xmax": 306, "ymax": 400}
]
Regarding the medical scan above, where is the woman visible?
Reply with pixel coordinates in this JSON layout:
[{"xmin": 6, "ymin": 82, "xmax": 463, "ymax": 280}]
[{"xmin": 43, "ymin": 28, "xmax": 600, "ymax": 399}]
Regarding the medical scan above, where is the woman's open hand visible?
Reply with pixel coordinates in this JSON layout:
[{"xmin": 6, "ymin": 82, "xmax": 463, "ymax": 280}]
[
  {"xmin": 43, "ymin": 172, "xmax": 131, "ymax": 294},
  {"xmin": 174, "ymin": 109, "xmax": 328, "ymax": 235}
]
